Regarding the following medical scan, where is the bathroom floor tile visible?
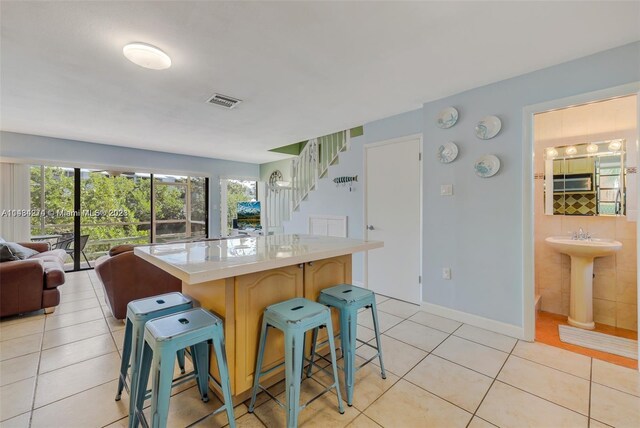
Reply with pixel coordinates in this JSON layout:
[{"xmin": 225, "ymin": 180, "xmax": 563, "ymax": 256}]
[
  {"xmin": 356, "ymin": 334, "xmax": 427, "ymax": 377},
  {"xmin": 590, "ymin": 382, "xmax": 640, "ymax": 428},
  {"xmin": 375, "ymin": 299, "xmax": 420, "ymax": 319},
  {"xmin": 408, "ymin": 311, "xmax": 462, "ymax": 333},
  {"xmin": 477, "ymin": 381, "xmax": 587, "ymax": 428},
  {"xmin": 404, "ymin": 354, "xmax": 492, "ymax": 413},
  {"xmin": 30, "ymin": 380, "xmax": 128, "ymax": 428},
  {"xmin": 0, "ymin": 377, "xmax": 35, "ymax": 421},
  {"xmin": 364, "ymin": 379, "xmax": 471, "ymax": 427},
  {"xmin": 0, "ymin": 333, "xmax": 42, "ymax": 362},
  {"xmin": 34, "ymin": 351, "xmax": 120, "ymax": 408},
  {"xmin": 497, "ymin": 355, "xmax": 590, "ymax": 415},
  {"xmin": 591, "ymin": 358, "xmax": 640, "ymax": 397},
  {"xmin": 453, "ymin": 324, "xmax": 517, "ymax": 352},
  {"xmin": 384, "ymin": 320, "xmax": 449, "ymax": 352},
  {"xmin": 0, "ymin": 353, "xmax": 39, "ymax": 387},
  {"xmin": 0, "ymin": 411, "xmax": 31, "ymax": 428},
  {"xmin": 432, "ymin": 336, "xmax": 508, "ymax": 377},
  {"xmin": 511, "ymin": 340, "xmax": 592, "ymax": 379},
  {"xmin": 42, "ymin": 318, "xmax": 109, "ymax": 349},
  {"xmin": 39, "ymin": 333, "xmax": 116, "ymax": 374},
  {"xmin": 356, "ymin": 310, "xmax": 403, "ymax": 333}
]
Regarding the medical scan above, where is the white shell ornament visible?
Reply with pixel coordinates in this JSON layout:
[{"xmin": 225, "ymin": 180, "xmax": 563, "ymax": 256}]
[
  {"xmin": 436, "ymin": 107, "xmax": 459, "ymax": 129},
  {"xmin": 475, "ymin": 115, "xmax": 502, "ymax": 140}
]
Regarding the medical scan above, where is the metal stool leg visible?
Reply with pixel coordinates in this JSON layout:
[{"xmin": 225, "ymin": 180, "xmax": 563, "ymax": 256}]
[
  {"xmin": 284, "ymin": 330, "xmax": 305, "ymax": 428},
  {"xmin": 248, "ymin": 318, "xmax": 269, "ymax": 412},
  {"xmin": 212, "ymin": 323, "xmax": 236, "ymax": 428},
  {"xmin": 370, "ymin": 301, "xmax": 386, "ymax": 379},
  {"xmin": 149, "ymin": 347, "xmax": 175, "ymax": 428},
  {"xmin": 176, "ymin": 349, "xmax": 186, "ymax": 374},
  {"xmin": 116, "ymin": 319, "xmax": 133, "ymax": 401},
  {"xmin": 130, "ymin": 341, "xmax": 153, "ymax": 428},
  {"xmin": 344, "ymin": 308, "xmax": 357, "ymax": 406},
  {"xmin": 305, "ymin": 327, "xmax": 319, "ymax": 378},
  {"xmin": 326, "ymin": 317, "xmax": 345, "ymax": 415},
  {"xmin": 127, "ymin": 319, "xmax": 147, "ymax": 421},
  {"xmin": 191, "ymin": 342, "xmax": 210, "ymax": 402}
]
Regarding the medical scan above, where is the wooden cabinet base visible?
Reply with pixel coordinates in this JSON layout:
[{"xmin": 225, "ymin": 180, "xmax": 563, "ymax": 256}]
[{"xmin": 182, "ymin": 254, "xmax": 352, "ymax": 404}]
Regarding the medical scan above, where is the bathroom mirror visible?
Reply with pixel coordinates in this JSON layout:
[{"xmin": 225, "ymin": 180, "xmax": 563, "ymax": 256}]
[{"xmin": 544, "ymin": 139, "xmax": 626, "ymax": 216}]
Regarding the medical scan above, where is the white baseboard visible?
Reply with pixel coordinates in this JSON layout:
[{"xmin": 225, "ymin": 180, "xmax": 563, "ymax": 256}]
[
  {"xmin": 352, "ymin": 280, "xmax": 364, "ymax": 288},
  {"xmin": 421, "ymin": 301, "xmax": 525, "ymax": 340}
]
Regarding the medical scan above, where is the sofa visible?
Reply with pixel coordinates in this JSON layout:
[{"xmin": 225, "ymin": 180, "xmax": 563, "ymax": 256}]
[
  {"xmin": 94, "ymin": 244, "xmax": 181, "ymax": 319},
  {"xmin": 0, "ymin": 242, "xmax": 67, "ymax": 317}
]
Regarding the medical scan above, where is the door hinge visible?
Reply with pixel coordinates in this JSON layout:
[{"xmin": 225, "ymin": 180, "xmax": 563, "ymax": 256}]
[
  {"xmin": 419, "ymin": 275, "xmax": 422, "ymax": 284},
  {"xmin": 418, "ymin": 153, "xmax": 422, "ymax": 161}
]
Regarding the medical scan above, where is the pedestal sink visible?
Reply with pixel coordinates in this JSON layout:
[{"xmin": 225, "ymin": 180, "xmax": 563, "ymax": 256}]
[{"xmin": 545, "ymin": 236, "xmax": 622, "ymax": 329}]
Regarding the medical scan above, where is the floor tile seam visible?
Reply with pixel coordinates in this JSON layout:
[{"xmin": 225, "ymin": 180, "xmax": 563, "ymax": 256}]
[
  {"xmin": 588, "ymin": 358, "xmax": 593, "ymax": 425},
  {"xmin": 0, "ymin": 410, "xmax": 32, "ymax": 425},
  {"xmin": 366, "ymin": 330, "xmax": 447, "ymax": 354},
  {"xmin": 589, "ymin": 379, "xmax": 640, "ymax": 398},
  {"xmin": 375, "ymin": 307, "xmax": 419, "ymax": 320},
  {"xmin": 27, "ymin": 319, "xmax": 47, "ymax": 426},
  {"xmin": 491, "ymin": 379, "xmax": 591, "ymax": 418},
  {"xmin": 506, "ymin": 353, "xmax": 595, "ymax": 383},
  {"xmin": 466, "ymin": 336, "xmax": 516, "ymax": 426},
  {"xmin": 41, "ymin": 326, "xmax": 113, "ymax": 352},
  {"xmin": 0, "ymin": 325, "xmax": 46, "ymax": 343},
  {"xmin": 34, "ymin": 349, "xmax": 121, "ymax": 387},
  {"xmin": 43, "ymin": 314, "xmax": 105, "ymax": 333},
  {"xmin": 31, "ymin": 377, "xmax": 118, "ymax": 412},
  {"xmin": 452, "ymin": 330, "xmax": 517, "ymax": 354},
  {"xmin": 45, "ymin": 303, "xmax": 103, "ymax": 318},
  {"xmin": 0, "ymin": 315, "xmax": 46, "ymax": 328},
  {"xmin": 400, "ymin": 375, "xmax": 476, "ymax": 417},
  {"xmin": 38, "ymin": 335, "xmax": 118, "ymax": 375},
  {"xmin": 58, "ymin": 293, "xmax": 100, "ymax": 302},
  {"xmin": 404, "ymin": 317, "xmax": 462, "ymax": 335}
]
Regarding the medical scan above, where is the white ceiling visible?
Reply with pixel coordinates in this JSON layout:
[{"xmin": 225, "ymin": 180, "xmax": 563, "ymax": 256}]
[{"xmin": 1, "ymin": 1, "xmax": 639, "ymax": 164}]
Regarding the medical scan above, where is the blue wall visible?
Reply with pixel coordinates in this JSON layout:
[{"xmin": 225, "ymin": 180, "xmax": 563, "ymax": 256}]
[{"xmin": 0, "ymin": 131, "xmax": 259, "ymax": 236}]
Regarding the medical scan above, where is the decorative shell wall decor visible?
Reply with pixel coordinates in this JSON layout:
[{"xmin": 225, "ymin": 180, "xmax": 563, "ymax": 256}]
[
  {"xmin": 474, "ymin": 154, "xmax": 501, "ymax": 178},
  {"xmin": 475, "ymin": 115, "xmax": 502, "ymax": 140},
  {"xmin": 436, "ymin": 107, "xmax": 459, "ymax": 129},
  {"xmin": 437, "ymin": 142, "xmax": 459, "ymax": 164}
]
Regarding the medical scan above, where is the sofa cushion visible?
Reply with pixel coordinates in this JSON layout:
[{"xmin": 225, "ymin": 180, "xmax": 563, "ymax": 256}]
[
  {"xmin": 2, "ymin": 242, "xmax": 39, "ymax": 260},
  {"xmin": 0, "ymin": 244, "xmax": 19, "ymax": 262},
  {"xmin": 108, "ymin": 244, "xmax": 135, "ymax": 257},
  {"xmin": 30, "ymin": 249, "xmax": 67, "ymax": 264}
]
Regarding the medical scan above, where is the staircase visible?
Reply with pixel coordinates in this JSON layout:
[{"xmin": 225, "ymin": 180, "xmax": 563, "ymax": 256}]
[{"xmin": 264, "ymin": 129, "xmax": 350, "ymax": 234}]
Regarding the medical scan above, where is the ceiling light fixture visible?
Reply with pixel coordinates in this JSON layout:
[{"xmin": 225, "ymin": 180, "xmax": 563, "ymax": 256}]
[
  {"xmin": 546, "ymin": 147, "xmax": 558, "ymax": 158},
  {"xmin": 565, "ymin": 146, "xmax": 577, "ymax": 156},
  {"xmin": 608, "ymin": 140, "xmax": 622, "ymax": 151},
  {"xmin": 586, "ymin": 143, "xmax": 599, "ymax": 154},
  {"xmin": 123, "ymin": 42, "xmax": 171, "ymax": 70}
]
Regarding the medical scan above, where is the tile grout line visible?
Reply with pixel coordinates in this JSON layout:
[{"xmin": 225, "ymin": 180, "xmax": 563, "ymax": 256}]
[{"xmin": 588, "ymin": 357, "xmax": 593, "ymax": 428}]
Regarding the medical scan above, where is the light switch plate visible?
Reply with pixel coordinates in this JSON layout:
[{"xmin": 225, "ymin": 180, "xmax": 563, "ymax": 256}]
[
  {"xmin": 442, "ymin": 268, "xmax": 451, "ymax": 280},
  {"xmin": 440, "ymin": 184, "xmax": 453, "ymax": 196}
]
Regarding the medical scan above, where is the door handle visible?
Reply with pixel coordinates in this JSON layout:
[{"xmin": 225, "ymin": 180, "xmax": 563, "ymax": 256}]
[{"xmin": 367, "ymin": 225, "xmax": 375, "ymax": 230}]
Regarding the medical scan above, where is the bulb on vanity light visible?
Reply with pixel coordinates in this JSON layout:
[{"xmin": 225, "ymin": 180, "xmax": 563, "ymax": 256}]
[
  {"xmin": 546, "ymin": 148, "xmax": 558, "ymax": 158},
  {"xmin": 565, "ymin": 146, "xmax": 578, "ymax": 156},
  {"xmin": 608, "ymin": 140, "xmax": 622, "ymax": 151},
  {"xmin": 586, "ymin": 143, "xmax": 599, "ymax": 154}
]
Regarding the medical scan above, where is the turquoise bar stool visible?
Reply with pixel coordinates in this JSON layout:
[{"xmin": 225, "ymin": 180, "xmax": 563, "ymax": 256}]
[
  {"xmin": 248, "ymin": 297, "xmax": 344, "ymax": 428},
  {"xmin": 132, "ymin": 308, "xmax": 235, "ymax": 428},
  {"xmin": 116, "ymin": 292, "xmax": 193, "ymax": 413},
  {"xmin": 309, "ymin": 284, "xmax": 386, "ymax": 407}
]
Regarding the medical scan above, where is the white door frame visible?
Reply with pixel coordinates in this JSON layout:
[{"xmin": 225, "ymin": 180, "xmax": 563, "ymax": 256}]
[
  {"xmin": 521, "ymin": 82, "xmax": 640, "ymax": 346},
  {"xmin": 363, "ymin": 133, "xmax": 424, "ymax": 303}
]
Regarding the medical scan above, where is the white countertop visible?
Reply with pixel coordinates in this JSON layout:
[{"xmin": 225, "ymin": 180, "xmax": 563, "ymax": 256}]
[{"xmin": 134, "ymin": 234, "xmax": 383, "ymax": 284}]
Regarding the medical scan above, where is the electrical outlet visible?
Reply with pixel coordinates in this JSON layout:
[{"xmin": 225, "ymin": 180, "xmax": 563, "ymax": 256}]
[
  {"xmin": 440, "ymin": 184, "xmax": 453, "ymax": 196},
  {"xmin": 442, "ymin": 267, "xmax": 451, "ymax": 280}
]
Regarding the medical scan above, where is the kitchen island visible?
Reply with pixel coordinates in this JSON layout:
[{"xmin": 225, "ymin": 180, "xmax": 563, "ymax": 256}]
[{"xmin": 134, "ymin": 234, "xmax": 383, "ymax": 403}]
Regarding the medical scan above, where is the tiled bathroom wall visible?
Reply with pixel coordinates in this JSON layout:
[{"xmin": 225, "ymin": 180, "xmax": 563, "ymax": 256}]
[{"xmin": 534, "ymin": 95, "xmax": 638, "ymax": 331}]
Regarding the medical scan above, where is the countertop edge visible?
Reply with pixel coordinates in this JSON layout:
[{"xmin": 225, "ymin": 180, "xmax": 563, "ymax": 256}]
[{"xmin": 134, "ymin": 240, "xmax": 383, "ymax": 284}]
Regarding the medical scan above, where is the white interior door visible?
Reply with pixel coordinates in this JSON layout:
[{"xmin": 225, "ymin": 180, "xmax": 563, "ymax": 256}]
[{"xmin": 365, "ymin": 136, "xmax": 422, "ymax": 303}]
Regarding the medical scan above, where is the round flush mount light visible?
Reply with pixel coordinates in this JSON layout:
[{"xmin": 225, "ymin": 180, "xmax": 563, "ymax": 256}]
[
  {"xmin": 123, "ymin": 42, "xmax": 171, "ymax": 70},
  {"xmin": 586, "ymin": 143, "xmax": 599, "ymax": 154},
  {"xmin": 565, "ymin": 146, "xmax": 578, "ymax": 156},
  {"xmin": 546, "ymin": 148, "xmax": 558, "ymax": 158},
  {"xmin": 608, "ymin": 140, "xmax": 622, "ymax": 152}
]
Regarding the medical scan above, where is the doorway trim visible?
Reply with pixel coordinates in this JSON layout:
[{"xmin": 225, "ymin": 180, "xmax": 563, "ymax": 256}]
[
  {"xmin": 522, "ymin": 82, "xmax": 640, "ymax": 343},
  {"xmin": 363, "ymin": 133, "xmax": 424, "ymax": 303}
]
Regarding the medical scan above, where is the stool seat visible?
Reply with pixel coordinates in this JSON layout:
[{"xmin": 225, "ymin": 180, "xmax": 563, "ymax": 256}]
[
  {"xmin": 146, "ymin": 308, "xmax": 221, "ymax": 342},
  {"xmin": 127, "ymin": 292, "xmax": 192, "ymax": 318},
  {"xmin": 319, "ymin": 283, "xmax": 374, "ymax": 303},
  {"xmin": 265, "ymin": 297, "xmax": 328, "ymax": 324}
]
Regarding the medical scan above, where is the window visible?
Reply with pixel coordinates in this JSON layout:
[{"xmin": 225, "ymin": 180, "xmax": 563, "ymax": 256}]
[
  {"xmin": 221, "ymin": 179, "xmax": 257, "ymax": 236},
  {"xmin": 29, "ymin": 165, "xmax": 208, "ymax": 270}
]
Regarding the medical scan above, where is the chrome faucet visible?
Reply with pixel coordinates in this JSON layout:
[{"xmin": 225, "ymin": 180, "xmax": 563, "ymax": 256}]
[{"xmin": 572, "ymin": 228, "xmax": 591, "ymax": 241}]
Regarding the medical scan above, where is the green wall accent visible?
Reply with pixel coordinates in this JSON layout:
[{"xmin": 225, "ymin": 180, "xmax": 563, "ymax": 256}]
[
  {"xmin": 269, "ymin": 126, "xmax": 363, "ymax": 156},
  {"xmin": 349, "ymin": 126, "xmax": 364, "ymax": 138}
]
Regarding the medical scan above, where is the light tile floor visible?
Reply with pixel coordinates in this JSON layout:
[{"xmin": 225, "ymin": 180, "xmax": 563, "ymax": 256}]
[{"xmin": 0, "ymin": 271, "xmax": 639, "ymax": 427}]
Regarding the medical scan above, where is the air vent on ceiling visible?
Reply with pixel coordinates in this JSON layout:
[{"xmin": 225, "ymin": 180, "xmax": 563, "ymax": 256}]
[{"xmin": 207, "ymin": 93, "xmax": 242, "ymax": 109}]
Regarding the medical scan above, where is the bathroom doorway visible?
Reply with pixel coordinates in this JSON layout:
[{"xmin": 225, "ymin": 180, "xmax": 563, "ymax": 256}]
[{"xmin": 526, "ymin": 88, "xmax": 639, "ymax": 370}]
